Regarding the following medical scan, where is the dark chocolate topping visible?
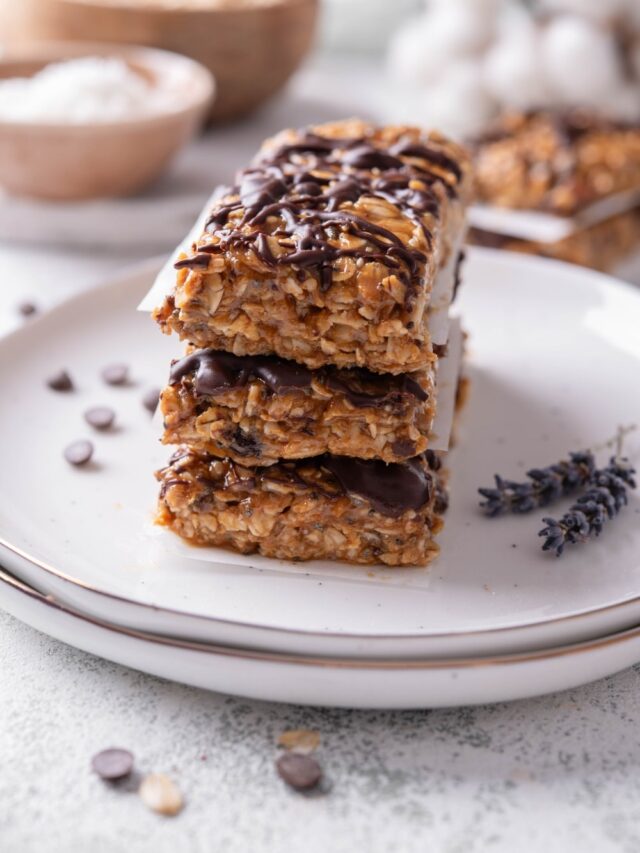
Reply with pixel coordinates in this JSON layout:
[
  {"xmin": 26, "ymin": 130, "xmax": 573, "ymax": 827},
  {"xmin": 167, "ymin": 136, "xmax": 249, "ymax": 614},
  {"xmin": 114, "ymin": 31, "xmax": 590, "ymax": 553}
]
[
  {"xmin": 169, "ymin": 349, "xmax": 428, "ymax": 407},
  {"xmin": 171, "ymin": 350, "xmax": 311, "ymax": 396},
  {"xmin": 452, "ymin": 249, "xmax": 465, "ymax": 302},
  {"xmin": 164, "ymin": 448, "xmax": 439, "ymax": 516},
  {"xmin": 390, "ymin": 141, "xmax": 463, "ymax": 181},
  {"xmin": 186, "ymin": 126, "xmax": 463, "ymax": 299},
  {"xmin": 319, "ymin": 454, "xmax": 433, "ymax": 516},
  {"xmin": 341, "ymin": 144, "xmax": 403, "ymax": 171},
  {"xmin": 174, "ymin": 253, "xmax": 211, "ymax": 270}
]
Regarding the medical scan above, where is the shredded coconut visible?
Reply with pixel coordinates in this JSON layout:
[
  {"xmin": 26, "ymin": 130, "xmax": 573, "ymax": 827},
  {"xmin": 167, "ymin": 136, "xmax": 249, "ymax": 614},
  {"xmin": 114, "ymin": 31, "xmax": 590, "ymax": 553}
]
[
  {"xmin": 96, "ymin": 0, "xmax": 281, "ymax": 6},
  {"xmin": 0, "ymin": 57, "xmax": 187, "ymax": 124}
]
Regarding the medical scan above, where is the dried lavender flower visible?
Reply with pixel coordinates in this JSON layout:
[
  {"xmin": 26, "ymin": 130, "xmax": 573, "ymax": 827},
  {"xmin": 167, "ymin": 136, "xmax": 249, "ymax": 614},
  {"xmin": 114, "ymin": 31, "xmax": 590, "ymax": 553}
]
[
  {"xmin": 478, "ymin": 451, "xmax": 595, "ymax": 516},
  {"xmin": 539, "ymin": 456, "xmax": 636, "ymax": 556}
]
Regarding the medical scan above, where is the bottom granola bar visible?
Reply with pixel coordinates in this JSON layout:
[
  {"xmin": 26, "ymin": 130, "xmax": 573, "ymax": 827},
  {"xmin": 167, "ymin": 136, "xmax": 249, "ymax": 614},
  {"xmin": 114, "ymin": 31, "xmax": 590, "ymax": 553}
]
[{"xmin": 156, "ymin": 448, "xmax": 448, "ymax": 566}]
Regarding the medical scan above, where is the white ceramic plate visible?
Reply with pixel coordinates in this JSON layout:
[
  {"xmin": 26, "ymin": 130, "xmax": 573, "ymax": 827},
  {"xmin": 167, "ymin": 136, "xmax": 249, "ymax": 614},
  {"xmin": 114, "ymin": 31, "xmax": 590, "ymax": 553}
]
[
  {"xmin": 2, "ymin": 564, "xmax": 640, "ymax": 708},
  {"xmin": 1, "ymin": 251, "xmax": 640, "ymax": 660}
]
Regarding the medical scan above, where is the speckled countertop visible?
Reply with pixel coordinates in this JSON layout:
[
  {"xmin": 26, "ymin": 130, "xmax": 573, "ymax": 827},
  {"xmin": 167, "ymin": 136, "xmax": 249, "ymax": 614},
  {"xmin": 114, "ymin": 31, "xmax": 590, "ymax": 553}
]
[
  {"xmin": 2, "ymin": 609, "xmax": 640, "ymax": 853},
  {"xmin": 2, "ymin": 58, "xmax": 640, "ymax": 853}
]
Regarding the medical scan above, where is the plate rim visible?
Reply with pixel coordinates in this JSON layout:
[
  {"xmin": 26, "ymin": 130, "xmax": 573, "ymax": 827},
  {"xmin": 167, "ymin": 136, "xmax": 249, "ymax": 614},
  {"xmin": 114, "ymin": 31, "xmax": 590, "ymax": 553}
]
[
  {"xmin": 3, "ymin": 563, "xmax": 640, "ymax": 671},
  {"xmin": 2, "ymin": 249, "xmax": 640, "ymax": 645}
]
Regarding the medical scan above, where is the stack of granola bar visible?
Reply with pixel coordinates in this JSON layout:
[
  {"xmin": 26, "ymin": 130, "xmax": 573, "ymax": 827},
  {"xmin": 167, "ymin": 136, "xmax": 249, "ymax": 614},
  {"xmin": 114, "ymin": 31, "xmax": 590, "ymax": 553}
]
[{"xmin": 153, "ymin": 119, "xmax": 471, "ymax": 566}]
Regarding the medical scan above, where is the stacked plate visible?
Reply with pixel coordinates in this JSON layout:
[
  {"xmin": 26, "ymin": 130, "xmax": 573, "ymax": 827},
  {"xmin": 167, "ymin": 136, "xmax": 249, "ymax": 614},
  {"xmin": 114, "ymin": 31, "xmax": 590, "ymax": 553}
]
[{"xmin": 1, "ymin": 248, "xmax": 640, "ymax": 708}]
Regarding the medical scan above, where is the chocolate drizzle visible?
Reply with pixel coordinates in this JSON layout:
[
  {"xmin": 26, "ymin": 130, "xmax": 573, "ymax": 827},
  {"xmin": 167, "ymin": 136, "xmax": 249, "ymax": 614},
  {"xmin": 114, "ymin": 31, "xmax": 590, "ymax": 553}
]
[
  {"xmin": 390, "ymin": 141, "xmax": 463, "ymax": 182},
  {"xmin": 183, "ymin": 126, "xmax": 463, "ymax": 298},
  {"xmin": 318, "ymin": 454, "xmax": 433, "ymax": 516},
  {"xmin": 169, "ymin": 349, "xmax": 428, "ymax": 408}
]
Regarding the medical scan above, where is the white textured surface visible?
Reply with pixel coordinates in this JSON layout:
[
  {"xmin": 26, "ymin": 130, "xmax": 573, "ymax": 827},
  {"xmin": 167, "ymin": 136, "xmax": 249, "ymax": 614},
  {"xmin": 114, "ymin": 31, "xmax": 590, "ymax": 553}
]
[
  {"xmin": 2, "ymin": 608, "xmax": 640, "ymax": 853},
  {"xmin": 2, "ymin": 55, "xmax": 640, "ymax": 851}
]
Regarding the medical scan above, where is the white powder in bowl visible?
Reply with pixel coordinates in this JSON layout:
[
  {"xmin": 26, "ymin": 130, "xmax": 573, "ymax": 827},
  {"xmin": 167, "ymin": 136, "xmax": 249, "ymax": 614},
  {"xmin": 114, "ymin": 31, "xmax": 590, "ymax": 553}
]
[
  {"xmin": 0, "ymin": 57, "xmax": 186, "ymax": 124},
  {"xmin": 95, "ymin": 0, "xmax": 282, "ymax": 7}
]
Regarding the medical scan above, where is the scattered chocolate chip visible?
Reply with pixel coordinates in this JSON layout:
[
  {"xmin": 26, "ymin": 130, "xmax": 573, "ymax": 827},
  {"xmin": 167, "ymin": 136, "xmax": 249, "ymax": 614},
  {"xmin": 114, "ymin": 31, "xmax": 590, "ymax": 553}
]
[
  {"xmin": 139, "ymin": 773, "xmax": 183, "ymax": 815},
  {"xmin": 18, "ymin": 301, "xmax": 37, "ymax": 317},
  {"xmin": 101, "ymin": 363, "xmax": 129, "ymax": 386},
  {"xmin": 276, "ymin": 753, "xmax": 322, "ymax": 791},
  {"xmin": 47, "ymin": 370, "xmax": 74, "ymax": 392},
  {"xmin": 142, "ymin": 387, "xmax": 160, "ymax": 414},
  {"xmin": 84, "ymin": 406, "xmax": 115, "ymax": 431},
  {"xmin": 91, "ymin": 748, "xmax": 134, "ymax": 781},
  {"xmin": 64, "ymin": 440, "xmax": 94, "ymax": 466}
]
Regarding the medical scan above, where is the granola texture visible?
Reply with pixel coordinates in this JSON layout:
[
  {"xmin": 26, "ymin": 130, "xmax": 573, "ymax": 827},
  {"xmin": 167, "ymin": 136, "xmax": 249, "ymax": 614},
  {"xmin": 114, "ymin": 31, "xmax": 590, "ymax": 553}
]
[
  {"xmin": 156, "ymin": 448, "xmax": 447, "ymax": 566},
  {"xmin": 471, "ymin": 110, "xmax": 640, "ymax": 216},
  {"xmin": 160, "ymin": 348, "xmax": 436, "ymax": 466},
  {"xmin": 469, "ymin": 206, "xmax": 640, "ymax": 272},
  {"xmin": 154, "ymin": 118, "xmax": 471, "ymax": 375}
]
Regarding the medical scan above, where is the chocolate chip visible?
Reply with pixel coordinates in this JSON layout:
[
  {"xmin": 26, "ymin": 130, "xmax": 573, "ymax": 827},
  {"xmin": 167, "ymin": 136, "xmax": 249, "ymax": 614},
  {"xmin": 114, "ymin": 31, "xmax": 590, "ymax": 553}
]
[
  {"xmin": 142, "ymin": 387, "xmax": 160, "ymax": 414},
  {"xmin": 64, "ymin": 440, "xmax": 94, "ymax": 466},
  {"xmin": 84, "ymin": 406, "xmax": 115, "ymax": 431},
  {"xmin": 101, "ymin": 363, "xmax": 129, "ymax": 386},
  {"xmin": 276, "ymin": 753, "xmax": 322, "ymax": 791},
  {"xmin": 18, "ymin": 301, "xmax": 37, "ymax": 317},
  {"xmin": 91, "ymin": 748, "xmax": 134, "ymax": 781},
  {"xmin": 47, "ymin": 370, "xmax": 74, "ymax": 392}
]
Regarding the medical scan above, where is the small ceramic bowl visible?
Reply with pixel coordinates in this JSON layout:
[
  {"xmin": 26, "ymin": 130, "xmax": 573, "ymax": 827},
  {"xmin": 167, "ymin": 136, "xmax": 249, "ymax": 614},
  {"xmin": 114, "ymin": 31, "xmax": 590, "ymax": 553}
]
[
  {"xmin": 1, "ymin": 0, "xmax": 317, "ymax": 123},
  {"xmin": 0, "ymin": 42, "xmax": 214, "ymax": 200}
]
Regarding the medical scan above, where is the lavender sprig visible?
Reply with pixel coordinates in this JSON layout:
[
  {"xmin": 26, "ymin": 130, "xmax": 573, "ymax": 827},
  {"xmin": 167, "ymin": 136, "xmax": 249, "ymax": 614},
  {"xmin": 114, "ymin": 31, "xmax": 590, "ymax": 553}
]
[
  {"xmin": 478, "ymin": 451, "xmax": 595, "ymax": 516},
  {"xmin": 539, "ymin": 456, "xmax": 636, "ymax": 556}
]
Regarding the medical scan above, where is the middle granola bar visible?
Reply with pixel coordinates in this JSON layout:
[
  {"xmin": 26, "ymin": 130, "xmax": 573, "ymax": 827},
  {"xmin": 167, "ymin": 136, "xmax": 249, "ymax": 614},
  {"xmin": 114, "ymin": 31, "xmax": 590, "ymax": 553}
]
[
  {"xmin": 160, "ymin": 348, "xmax": 436, "ymax": 466},
  {"xmin": 154, "ymin": 119, "xmax": 471, "ymax": 375}
]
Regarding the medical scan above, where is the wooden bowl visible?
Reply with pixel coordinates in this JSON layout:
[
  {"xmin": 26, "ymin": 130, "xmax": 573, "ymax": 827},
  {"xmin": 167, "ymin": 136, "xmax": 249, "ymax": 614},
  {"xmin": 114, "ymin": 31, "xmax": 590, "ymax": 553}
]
[
  {"xmin": 0, "ymin": 0, "xmax": 319, "ymax": 122},
  {"xmin": 0, "ymin": 42, "xmax": 214, "ymax": 200}
]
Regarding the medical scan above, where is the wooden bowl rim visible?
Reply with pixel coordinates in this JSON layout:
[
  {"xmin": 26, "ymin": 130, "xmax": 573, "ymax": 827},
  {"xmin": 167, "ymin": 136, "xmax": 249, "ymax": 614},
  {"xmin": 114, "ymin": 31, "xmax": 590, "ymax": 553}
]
[
  {"xmin": 52, "ymin": 0, "xmax": 317, "ymax": 16},
  {"xmin": 0, "ymin": 41, "xmax": 215, "ymax": 132}
]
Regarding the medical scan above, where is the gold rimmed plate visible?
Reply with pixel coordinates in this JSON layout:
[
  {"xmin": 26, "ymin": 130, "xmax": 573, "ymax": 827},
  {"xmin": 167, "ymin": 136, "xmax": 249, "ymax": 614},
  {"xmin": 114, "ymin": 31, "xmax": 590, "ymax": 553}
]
[
  {"xmin": 0, "ymin": 252, "xmax": 640, "ymax": 662},
  {"xmin": 2, "ymin": 565, "xmax": 640, "ymax": 708}
]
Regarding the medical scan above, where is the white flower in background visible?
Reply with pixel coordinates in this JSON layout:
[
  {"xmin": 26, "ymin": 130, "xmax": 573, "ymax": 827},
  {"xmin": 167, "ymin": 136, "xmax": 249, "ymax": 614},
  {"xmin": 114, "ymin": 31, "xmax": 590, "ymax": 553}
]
[
  {"xmin": 483, "ymin": 12, "xmax": 548, "ymax": 109},
  {"xmin": 540, "ymin": 15, "xmax": 625, "ymax": 107},
  {"xmin": 387, "ymin": 16, "xmax": 446, "ymax": 86},
  {"xmin": 424, "ymin": 0, "xmax": 501, "ymax": 54},
  {"xmin": 384, "ymin": 0, "xmax": 640, "ymax": 135},
  {"xmin": 388, "ymin": 0, "xmax": 504, "ymax": 86},
  {"xmin": 419, "ymin": 60, "xmax": 498, "ymax": 138}
]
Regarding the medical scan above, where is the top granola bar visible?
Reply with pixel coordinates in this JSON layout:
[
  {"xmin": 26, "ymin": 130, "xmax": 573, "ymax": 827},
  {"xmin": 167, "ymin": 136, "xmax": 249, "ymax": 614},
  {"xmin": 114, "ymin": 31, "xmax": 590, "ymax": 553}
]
[
  {"xmin": 154, "ymin": 119, "xmax": 471, "ymax": 374},
  {"xmin": 471, "ymin": 109, "xmax": 640, "ymax": 216}
]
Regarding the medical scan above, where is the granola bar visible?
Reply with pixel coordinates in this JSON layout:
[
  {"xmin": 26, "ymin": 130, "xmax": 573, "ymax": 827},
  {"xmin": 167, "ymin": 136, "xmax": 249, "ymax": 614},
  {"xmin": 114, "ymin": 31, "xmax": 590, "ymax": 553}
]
[
  {"xmin": 160, "ymin": 348, "xmax": 436, "ymax": 466},
  {"xmin": 153, "ymin": 119, "xmax": 471, "ymax": 374},
  {"xmin": 471, "ymin": 110, "xmax": 640, "ymax": 216},
  {"xmin": 469, "ymin": 206, "xmax": 640, "ymax": 272},
  {"xmin": 156, "ymin": 447, "xmax": 447, "ymax": 566}
]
